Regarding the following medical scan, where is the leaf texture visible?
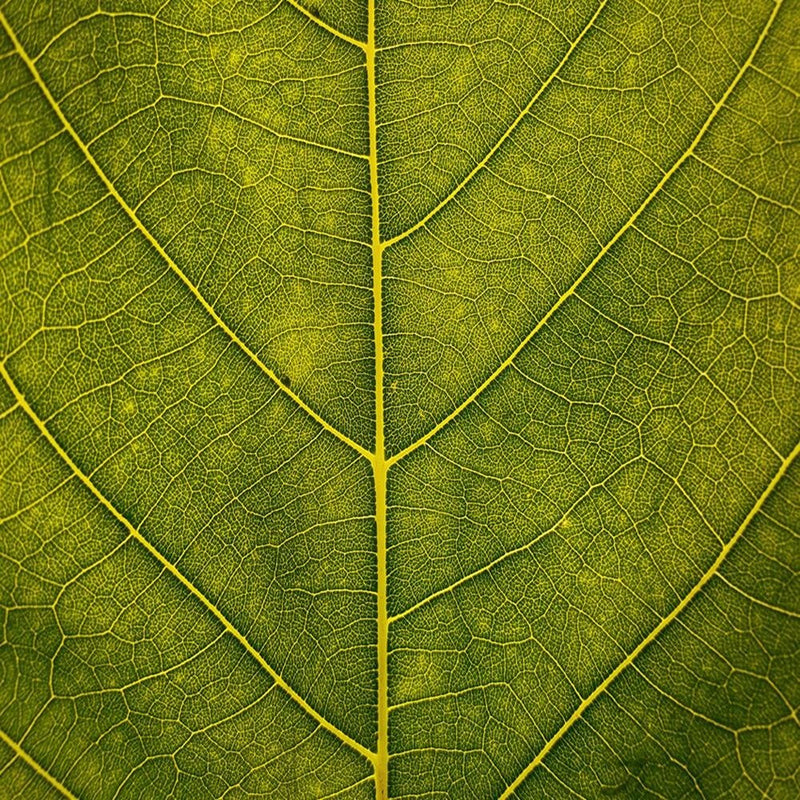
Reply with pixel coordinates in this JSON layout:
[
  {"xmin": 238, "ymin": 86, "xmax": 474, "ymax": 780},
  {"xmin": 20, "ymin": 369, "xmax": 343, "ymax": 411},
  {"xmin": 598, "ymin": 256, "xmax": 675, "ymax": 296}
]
[{"xmin": 0, "ymin": 0, "xmax": 798, "ymax": 798}]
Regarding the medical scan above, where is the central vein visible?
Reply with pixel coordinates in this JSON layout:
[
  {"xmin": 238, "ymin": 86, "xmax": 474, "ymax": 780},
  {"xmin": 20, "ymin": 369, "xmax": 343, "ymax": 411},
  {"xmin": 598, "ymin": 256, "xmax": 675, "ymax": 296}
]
[{"xmin": 366, "ymin": 0, "xmax": 389, "ymax": 795}]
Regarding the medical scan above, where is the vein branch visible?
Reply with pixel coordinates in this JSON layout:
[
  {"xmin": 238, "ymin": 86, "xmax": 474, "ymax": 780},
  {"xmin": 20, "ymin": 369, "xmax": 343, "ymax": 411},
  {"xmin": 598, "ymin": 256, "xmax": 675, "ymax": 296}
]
[
  {"xmin": 388, "ymin": 455, "xmax": 638, "ymax": 624},
  {"xmin": 0, "ymin": 728, "xmax": 78, "ymax": 800},
  {"xmin": 0, "ymin": 364, "xmax": 377, "ymax": 766},
  {"xmin": 0, "ymin": 10, "xmax": 372, "ymax": 463},
  {"xmin": 381, "ymin": 0, "xmax": 607, "ymax": 248},
  {"xmin": 284, "ymin": 0, "xmax": 367, "ymax": 50},
  {"xmin": 499, "ymin": 433, "xmax": 800, "ymax": 799},
  {"xmin": 387, "ymin": 0, "xmax": 780, "ymax": 469}
]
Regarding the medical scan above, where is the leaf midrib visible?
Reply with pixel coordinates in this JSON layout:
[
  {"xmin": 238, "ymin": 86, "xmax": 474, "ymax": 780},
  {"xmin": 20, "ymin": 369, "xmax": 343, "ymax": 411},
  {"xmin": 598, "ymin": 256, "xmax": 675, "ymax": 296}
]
[
  {"xmin": 366, "ymin": 0, "xmax": 390, "ymax": 792},
  {"xmin": 2, "ymin": 1, "xmax": 795, "ymax": 797}
]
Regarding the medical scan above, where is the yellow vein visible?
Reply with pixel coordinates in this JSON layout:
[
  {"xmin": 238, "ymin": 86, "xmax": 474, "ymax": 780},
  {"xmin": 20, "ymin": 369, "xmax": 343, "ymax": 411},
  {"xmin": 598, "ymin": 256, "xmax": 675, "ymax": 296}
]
[
  {"xmin": 0, "ymin": 10, "xmax": 371, "ymax": 464},
  {"xmin": 387, "ymin": 0, "xmax": 781, "ymax": 469},
  {"xmin": 0, "ymin": 728, "xmax": 78, "ymax": 800},
  {"xmin": 691, "ymin": 153, "xmax": 800, "ymax": 215},
  {"xmin": 366, "ymin": 0, "xmax": 389, "ymax": 791},
  {"xmin": 0, "ymin": 364, "xmax": 376, "ymax": 766},
  {"xmin": 0, "ymin": 401, "xmax": 18, "ymax": 420},
  {"xmin": 715, "ymin": 572, "xmax": 800, "ymax": 619},
  {"xmin": 156, "ymin": 94, "xmax": 369, "ymax": 160},
  {"xmin": 499, "ymin": 432, "xmax": 800, "ymax": 799},
  {"xmin": 381, "ymin": 0, "xmax": 607, "ymax": 248},
  {"xmin": 284, "ymin": 0, "xmax": 367, "ymax": 50},
  {"xmin": 388, "ymin": 456, "xmax": 638, "ymax": 624}
]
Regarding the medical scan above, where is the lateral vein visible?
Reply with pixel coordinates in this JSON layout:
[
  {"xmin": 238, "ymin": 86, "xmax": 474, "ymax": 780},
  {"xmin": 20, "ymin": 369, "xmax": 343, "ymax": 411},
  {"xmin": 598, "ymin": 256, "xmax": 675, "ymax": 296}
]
[
  {"xmin": 0, "ymin": 364, "xmax": 377, "ymax": 766},
  {"xmin": 0, "ymin": 10, "xmax": 372, "ymax": 464},
  {"xmin": 381, "ymin": 0, "xmax": 607, "ymax": 248},
  {"xmin": 0, "ymin": 728, "xmax": 78, "ymax": 800},
  {"xmin": 387, "ymin": 0, "xmax": 782, "ymax": 469},
  {"xmin": 388, "ymin": 455, "xmax": 639, "ymax": 624},
  {"xmin": 284, "ymin": 0, "xmax": 368, "ymax": 50},
  {"xmin": 499, "ymin": 433, "xmax": 800, "ymax": 799}
]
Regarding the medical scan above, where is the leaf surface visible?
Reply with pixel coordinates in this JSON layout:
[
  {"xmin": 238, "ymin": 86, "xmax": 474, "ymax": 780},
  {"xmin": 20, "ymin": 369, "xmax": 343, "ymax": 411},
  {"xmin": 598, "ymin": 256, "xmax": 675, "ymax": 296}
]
[{"xmin": 0, "ymin": 0, "xmax": 798, "ymax": 798}]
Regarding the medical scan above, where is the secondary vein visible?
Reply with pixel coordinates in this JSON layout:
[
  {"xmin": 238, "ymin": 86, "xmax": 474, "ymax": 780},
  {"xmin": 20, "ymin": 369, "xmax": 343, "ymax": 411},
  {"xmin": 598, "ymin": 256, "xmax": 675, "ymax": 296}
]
[
  {"xmin": 386, "ymin": 0, "xmax": 782, "ymax": 470},
  {"xmin": 500, "ymin": 433, "xmax": 800, "ymax": 798},
  {"xmin": 0, "ymin": 363, "xmax": 377, "ymax": 766},
  {"xmin": 0, "ymin": 728, "xmax": 78, "ymax": 800},
  {"xmin": 380, "ymin": 0, "xmax": 607, "ymax": 249},
  {"xmin": 284, "ymin": 0, "xmax": 368, "ymax": 50},
  {"xmin": 0, "ymin": 9, "xmax": 372, "ymax": 464}
]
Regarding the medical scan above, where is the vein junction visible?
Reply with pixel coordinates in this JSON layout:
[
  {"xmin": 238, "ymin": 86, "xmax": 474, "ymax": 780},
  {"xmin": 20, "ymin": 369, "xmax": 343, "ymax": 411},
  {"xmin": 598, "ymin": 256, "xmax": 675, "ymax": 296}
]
[{"xmin": 0, "ymin": 0, "xmax": 798, "ymax": 797}]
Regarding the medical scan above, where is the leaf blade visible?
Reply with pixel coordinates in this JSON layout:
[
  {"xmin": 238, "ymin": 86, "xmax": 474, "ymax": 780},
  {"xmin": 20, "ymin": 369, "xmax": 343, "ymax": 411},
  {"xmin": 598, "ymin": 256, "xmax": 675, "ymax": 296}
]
[{"xmin": 1, "ymin": 0, "xmax": 798, "ymax": 797}]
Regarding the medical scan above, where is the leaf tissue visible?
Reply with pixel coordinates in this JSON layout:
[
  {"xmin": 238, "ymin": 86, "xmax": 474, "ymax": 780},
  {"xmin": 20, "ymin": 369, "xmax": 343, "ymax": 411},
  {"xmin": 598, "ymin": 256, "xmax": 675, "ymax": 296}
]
[{"xmin": 0, "ymin": 0, "xmax": 798, "ymax": 798}]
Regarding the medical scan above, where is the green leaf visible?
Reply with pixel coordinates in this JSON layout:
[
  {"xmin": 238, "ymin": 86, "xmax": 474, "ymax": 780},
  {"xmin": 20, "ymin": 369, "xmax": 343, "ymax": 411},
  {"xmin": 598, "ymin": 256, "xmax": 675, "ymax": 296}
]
[{"xmin": 0, "ymin": 0, "xmax": 798, "ymax": 798}]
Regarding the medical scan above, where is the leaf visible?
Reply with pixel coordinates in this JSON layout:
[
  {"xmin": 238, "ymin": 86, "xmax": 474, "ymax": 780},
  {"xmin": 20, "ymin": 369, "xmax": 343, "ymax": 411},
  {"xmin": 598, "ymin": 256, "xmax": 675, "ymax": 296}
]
[{"xmin": 0, "ymin": 0, "xmax": 798, "ymax": 798}]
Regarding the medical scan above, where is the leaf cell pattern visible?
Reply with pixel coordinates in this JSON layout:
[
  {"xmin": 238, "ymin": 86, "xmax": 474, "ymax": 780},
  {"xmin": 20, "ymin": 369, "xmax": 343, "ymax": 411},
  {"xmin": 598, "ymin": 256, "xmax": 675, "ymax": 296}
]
[{"xmin": 0, "ymin": 0, "xmax": 798, "ymax": 798}]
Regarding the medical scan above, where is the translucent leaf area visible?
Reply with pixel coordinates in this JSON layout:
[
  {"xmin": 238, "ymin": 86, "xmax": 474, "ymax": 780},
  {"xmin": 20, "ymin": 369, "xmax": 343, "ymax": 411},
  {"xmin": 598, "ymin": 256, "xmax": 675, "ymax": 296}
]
[{"xmin": 0, "ymin": 0, "xmax": 798, "ymax": 798}]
